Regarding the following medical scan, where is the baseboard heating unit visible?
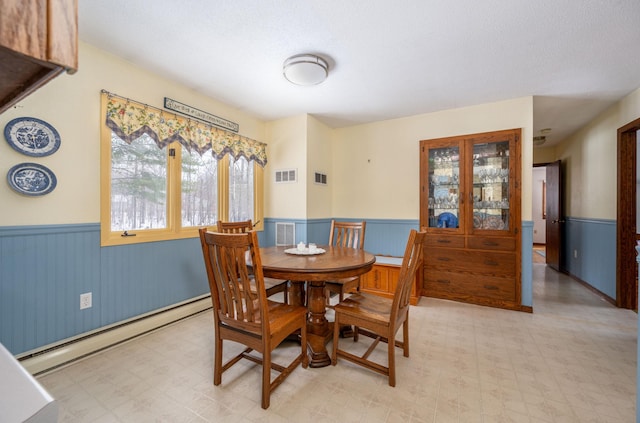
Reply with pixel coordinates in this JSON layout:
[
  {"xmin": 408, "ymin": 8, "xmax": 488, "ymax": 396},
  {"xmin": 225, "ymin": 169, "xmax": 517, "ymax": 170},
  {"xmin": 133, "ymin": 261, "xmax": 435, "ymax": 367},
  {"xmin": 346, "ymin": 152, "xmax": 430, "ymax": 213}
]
[{"xmin": 17, "ymin": 295, "xmax": 212, "ymax": 375}]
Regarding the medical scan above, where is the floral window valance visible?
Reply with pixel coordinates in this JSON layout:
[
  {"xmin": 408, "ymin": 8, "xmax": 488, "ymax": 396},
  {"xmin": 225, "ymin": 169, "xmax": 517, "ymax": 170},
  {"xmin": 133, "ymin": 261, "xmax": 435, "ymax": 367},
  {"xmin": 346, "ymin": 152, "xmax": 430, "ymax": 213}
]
[{"xmin": 102, "ymin": 91, "xmax": 267, "ymax": 167}]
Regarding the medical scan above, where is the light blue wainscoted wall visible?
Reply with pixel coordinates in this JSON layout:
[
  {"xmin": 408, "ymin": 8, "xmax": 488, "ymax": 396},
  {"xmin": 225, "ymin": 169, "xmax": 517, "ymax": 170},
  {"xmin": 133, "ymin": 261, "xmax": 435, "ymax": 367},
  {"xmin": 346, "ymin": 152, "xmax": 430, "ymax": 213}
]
[
  {"xmin": 263, "ymin": 217, "xmax": 420, "ymax": 257},
  {"xmin": 563, "ymin": 217, "xmax": 616, "ymax": 300},
  {"xmin": 0, "ymin": 224, "xmax": 209, "ymax": 355},
  {"xmin": 0, "ymin": 219, "xmax": 537, "ymax": 355}
]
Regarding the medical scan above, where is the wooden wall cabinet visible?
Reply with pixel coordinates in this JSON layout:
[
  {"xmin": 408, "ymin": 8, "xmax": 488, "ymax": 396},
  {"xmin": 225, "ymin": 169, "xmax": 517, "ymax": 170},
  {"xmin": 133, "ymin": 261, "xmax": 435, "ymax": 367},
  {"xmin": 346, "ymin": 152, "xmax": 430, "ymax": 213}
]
[
  {"xmin": 419, "ymin": 128, "xmax": 523, "ymax": 311},
  {"xmin": 0, "ymin": 0, "xmax": 78, "ymax": 114},
  {"xmin": 360, "ymin": 258, "xmax": 421, "ymax": 305}
]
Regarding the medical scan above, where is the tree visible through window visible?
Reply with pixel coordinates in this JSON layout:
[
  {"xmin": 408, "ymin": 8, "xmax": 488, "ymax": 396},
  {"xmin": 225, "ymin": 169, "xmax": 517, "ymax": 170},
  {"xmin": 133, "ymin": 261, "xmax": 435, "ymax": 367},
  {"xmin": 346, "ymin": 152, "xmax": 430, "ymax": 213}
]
[
  {"xmin": 104, "ymin": 130, "xmax": 260, "ymax": 246},
  {"xmin": 111, "ymin": 133, "xmax": 168, "ymax": 231},
  {"xmin": 229, "ymin": 156, "xmax": 254, "ymax": 222},
  {"xmin": 182, "ymin": 149, "xmax": 218, "ymax": 227}
]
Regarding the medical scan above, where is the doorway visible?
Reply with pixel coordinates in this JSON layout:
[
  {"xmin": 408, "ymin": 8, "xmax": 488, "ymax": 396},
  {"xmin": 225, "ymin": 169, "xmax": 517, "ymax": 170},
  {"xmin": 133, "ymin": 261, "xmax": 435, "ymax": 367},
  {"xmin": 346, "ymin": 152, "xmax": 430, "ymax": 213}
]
[
  {"xmin": 617, "ymin": 118, "xmax": 640, "ymax": 310},
  {"xmin": 533, "ymin": 161, "xmax": 563, "ymax": 269},
  {"xmin": 532, "ymin": 166, "xmax": 547, "ymax": 263}
]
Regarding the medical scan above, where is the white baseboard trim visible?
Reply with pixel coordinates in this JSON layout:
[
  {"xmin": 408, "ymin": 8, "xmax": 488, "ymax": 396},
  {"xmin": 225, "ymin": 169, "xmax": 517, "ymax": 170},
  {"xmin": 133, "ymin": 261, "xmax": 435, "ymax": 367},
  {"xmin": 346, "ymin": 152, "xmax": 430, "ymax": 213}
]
[{"xmin": 18, "ymin": 295, "xmax": 212, "ymax": 375}]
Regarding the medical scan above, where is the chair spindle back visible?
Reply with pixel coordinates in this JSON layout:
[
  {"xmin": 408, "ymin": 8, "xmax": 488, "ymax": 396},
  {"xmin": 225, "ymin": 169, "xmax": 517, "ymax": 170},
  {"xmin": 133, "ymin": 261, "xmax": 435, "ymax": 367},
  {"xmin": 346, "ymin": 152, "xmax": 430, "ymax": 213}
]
[
  {"xmin": 329, "ymin": 220, "xmax": 366, "ymax": 249},
  {"xmin": 200, "ymin": 229, "xmax": 267, "ymax": 333}
]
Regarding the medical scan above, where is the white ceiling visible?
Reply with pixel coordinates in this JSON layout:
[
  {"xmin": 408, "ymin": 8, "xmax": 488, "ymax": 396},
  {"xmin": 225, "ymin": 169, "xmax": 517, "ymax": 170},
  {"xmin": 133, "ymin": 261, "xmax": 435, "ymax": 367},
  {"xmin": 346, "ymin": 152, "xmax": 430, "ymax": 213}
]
[{"xmin": 79, "ymin": 1, "xmax": 640, "ymax": 146}]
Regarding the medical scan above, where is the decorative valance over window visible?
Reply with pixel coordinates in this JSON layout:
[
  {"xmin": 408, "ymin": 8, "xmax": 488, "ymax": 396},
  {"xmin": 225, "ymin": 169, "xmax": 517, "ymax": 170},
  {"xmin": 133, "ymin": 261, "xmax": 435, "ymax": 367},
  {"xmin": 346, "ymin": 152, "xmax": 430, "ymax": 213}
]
[{"xmin": 102, "ymin": 91, "xmax": 267, "ymax": 167}]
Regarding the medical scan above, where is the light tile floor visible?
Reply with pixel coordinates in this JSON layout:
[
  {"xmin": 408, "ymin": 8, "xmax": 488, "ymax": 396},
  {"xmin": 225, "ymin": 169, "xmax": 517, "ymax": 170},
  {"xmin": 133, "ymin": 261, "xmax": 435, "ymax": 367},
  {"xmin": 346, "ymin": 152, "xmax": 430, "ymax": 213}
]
[{"xmin": 38, "ymin": 263, "xmax": 637, "ymax": 422}]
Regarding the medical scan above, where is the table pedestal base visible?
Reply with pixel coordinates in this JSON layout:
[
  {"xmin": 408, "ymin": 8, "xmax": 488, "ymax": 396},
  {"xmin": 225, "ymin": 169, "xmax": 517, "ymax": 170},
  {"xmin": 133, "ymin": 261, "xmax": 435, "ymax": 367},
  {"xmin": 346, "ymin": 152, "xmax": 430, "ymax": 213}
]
[
  {"xmin": 287, "ymin": 279, "xmax": 360, "ymax": 367},
  {"xmin": 307, "ymin": 322, "xmax": 334, "ymax": 368}
]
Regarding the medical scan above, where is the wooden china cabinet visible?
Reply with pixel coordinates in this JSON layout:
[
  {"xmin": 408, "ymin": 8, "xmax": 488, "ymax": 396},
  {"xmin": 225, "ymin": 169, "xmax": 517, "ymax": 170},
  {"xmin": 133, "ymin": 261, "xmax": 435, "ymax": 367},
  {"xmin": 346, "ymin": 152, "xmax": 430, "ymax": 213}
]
[{"xmin": 419, "ymin": 128, "xmax": 522, "ymax": 311}]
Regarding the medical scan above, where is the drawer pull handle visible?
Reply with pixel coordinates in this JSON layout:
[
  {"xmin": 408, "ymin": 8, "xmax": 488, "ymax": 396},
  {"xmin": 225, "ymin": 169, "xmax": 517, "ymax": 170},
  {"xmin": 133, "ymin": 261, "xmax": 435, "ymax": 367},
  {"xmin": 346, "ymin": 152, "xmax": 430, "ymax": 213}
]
[
  {"xmin": 436, "ymin": 279, "xmax": 451, "ymax": 284},
  {"xmin": 484, "ymin": 285, "xmax": 498, "ymax": 290},
  {"xmin": 437, "ymin": 257, "xmax": 451, "ymax": 262},
  {"xmin": 484, "ymin": 259, "xmax": 498, "ymax": 266},
  {"xmin": 437, "ymin": 239, "xmax": 451, "ymax": 244},
  {"xmin": 483, "ymin": 240, "xmax": 498, "ymax": 246}
]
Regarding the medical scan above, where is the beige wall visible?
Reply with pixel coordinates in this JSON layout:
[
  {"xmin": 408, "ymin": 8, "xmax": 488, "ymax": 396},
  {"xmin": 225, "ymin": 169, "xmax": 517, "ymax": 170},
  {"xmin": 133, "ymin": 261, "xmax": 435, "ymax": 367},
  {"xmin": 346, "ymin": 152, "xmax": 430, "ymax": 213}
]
[
  {"xmin": 533, "ymin": 146, "xmax": 557, "ymax": 164},
  {"xmin": 0, "ymin": 42, "xmax": 266, "ymax": 226},
  {"xmin": 306, "ymin": 116, "xmax": 333, "ymax": 218},
  {"xmin": 556, "ymin": 88, "xmax": 640, "ymax": 219},
  {"xmin": 331, "ymin": 97, "xmax": 534, "ymax": 220},
  {"xmin": 263, "ymin": 115, "xmax": 308, "ymax": 219}
]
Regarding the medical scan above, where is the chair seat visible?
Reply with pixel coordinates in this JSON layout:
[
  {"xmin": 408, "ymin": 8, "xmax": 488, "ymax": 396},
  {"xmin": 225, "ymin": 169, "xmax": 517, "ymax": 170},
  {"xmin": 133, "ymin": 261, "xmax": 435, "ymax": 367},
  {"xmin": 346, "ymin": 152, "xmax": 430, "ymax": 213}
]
[
  {"xmin": 237, "ymin": 300, "xmax": 307, "ymax": 340},
  {"xmin": 325, "ymin": 276, "xmax": 360, "ymax": 307},
  {"xmin": 265, "ymin": 300, "xmax": 306, "ymax": 321},
  {"xmin": 334, "ymin": 293, "xmax": 392, "ymax": 324}
]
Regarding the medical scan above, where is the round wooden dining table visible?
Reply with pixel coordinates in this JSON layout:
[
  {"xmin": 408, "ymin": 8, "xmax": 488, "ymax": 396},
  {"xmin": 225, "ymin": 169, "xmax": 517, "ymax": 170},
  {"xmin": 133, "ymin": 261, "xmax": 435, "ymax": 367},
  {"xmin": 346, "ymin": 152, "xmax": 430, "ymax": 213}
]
[{"xmin": 259, "ymin": 245, "xmax": 376, "ymax": 367}]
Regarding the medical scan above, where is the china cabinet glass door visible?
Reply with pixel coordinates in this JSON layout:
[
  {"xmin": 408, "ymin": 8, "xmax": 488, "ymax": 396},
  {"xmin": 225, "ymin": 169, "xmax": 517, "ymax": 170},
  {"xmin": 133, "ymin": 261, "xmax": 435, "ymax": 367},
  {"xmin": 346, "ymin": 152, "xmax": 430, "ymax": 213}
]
[
  {"xmin": 470, "ymin": 140, "xmax": 511, "ymax": 232},
  {"xmin": 426, "ymin": 145, "xmax": 461, "ymax": 229}
]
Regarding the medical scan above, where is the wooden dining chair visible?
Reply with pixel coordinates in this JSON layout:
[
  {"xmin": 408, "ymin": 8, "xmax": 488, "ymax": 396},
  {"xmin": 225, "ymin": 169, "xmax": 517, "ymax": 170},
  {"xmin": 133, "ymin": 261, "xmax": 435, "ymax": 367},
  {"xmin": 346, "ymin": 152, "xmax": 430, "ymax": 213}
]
[
  {"xmin": 199, "ymin": 228, "xmax": 308, "ymax": 409},
  {"xmin": 217, "ymin": 220, "xmax": 289, "ymax": 303},
  {"xmin": 331, "ymin": 229, "xmax": 425, "ymax": 387},
  {"xmin": 324, "ymin": 220, "xmax": 366, "ymax": 306}
]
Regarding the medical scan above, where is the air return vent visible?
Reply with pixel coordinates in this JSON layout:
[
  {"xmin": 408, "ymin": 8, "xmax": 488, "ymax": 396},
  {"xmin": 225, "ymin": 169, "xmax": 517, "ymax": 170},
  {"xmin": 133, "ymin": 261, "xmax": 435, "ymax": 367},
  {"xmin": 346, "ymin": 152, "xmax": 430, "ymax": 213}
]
[
  {"xmin": 275, "ymin": 222, "xmax": 295, "ymax": 246},
  {"xmin": 275, "ymin": 169, "xmax": 297, "ymax": 183},
  {"xmin": 314, "ymin": 172, "xmax": 327, "ymax": 185}
]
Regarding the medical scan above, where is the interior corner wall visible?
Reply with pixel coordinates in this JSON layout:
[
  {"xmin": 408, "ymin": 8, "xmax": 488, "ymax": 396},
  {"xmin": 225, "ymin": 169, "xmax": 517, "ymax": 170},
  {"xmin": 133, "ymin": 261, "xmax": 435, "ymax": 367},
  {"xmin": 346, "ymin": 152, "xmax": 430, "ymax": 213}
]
[
  {"xmin": 330, "ymin": 97, "xmax": 534, "ymax": 221},
  {"xmin": 306, "ymin": 116, "xmax": 333, "ymax": 219},
  {"xmin": 264, "ymin": 115, "xmax": 308, "ymax": 219}
]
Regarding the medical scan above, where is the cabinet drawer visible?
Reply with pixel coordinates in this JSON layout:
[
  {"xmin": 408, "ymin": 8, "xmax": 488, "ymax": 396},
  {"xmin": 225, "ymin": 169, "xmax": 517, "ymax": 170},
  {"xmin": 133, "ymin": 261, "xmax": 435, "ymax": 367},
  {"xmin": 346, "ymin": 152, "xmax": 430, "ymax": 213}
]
[
  {"xmin": 425, "ymin": 249, "xmax": 515, "ymax": 277},
  {"xmin": 361, "ymin": 267, "xmax": 389, "ymax": 292},
  {"xmin": 424, "ymin": 235, "xmax": 465, "ymax": 249},
  {"xmin": 424, "ymin": 269, "xmax": 516, "ymax": 301},
  {"xmin": 467, "ymin": 237, "xmax": 516, "ymax": 251}
]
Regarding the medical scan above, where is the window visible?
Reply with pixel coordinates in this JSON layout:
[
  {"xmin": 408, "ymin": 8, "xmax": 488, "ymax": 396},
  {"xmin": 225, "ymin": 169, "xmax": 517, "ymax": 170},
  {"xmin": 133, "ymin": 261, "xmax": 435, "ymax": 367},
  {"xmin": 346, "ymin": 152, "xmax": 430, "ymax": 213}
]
[
  {"xmin": 228, "ymin": 156, "xmax": 254, "ymax": 222},
  {"xmin": 100, "ymin": 93, "xmax": 265, "ymax": 246},
  {"xmin": 110, "ymin": 133, "xmax": 168, "ymax": 231},
  {"xmin": 181, "ymin": 148, "xmax": 218, "ymax": 227}
]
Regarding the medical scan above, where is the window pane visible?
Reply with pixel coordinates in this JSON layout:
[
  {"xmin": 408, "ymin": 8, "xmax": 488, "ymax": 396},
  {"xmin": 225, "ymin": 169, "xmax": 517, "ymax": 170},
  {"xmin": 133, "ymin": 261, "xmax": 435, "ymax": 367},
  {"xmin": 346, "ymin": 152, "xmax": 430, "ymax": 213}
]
[
  {"xmin": 111, "ymin": 133, "xmax": 167, "ymax": 231},
  {"xmin": 182, "ymin": 149, "xmax": 218, "ymax": 227},
  {"xmin": 229, "ymin": 156, "xmax": 254, "ymax": 222}
]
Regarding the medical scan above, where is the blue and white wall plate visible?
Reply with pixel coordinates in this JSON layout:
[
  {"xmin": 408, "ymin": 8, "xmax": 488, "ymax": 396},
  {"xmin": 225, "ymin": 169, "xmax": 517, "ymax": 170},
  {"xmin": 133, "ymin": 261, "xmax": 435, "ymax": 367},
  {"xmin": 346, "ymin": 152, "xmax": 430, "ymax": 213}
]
[
  {"xmin": 4, "ymin": 117, "xmax": 61, "ymax": 157},
  {"xmin": 7, "ymin": 163, "xmax": 57, "ymax": 196}
]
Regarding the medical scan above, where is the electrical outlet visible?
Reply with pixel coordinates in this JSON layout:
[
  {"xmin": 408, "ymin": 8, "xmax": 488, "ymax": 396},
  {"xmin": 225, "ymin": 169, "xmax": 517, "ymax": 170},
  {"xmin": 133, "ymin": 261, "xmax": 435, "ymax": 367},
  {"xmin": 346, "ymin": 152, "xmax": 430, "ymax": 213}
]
[
  {"xmin": 80, "ymin": 292, "xmax": 92, "ymax": 310},
  {"xmin": 573, "ymin": 249, "xmax": 578, "ymax": 259}
]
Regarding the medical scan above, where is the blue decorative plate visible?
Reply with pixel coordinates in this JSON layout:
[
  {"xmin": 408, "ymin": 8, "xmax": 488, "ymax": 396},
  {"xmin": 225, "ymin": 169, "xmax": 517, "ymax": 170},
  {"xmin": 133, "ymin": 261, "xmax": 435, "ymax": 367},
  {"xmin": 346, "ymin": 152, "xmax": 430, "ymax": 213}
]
[
  {"xmin": 7, "ymin": 163, "xmax": 57, "ymax": 196},
  {"xmin": 4, "ymin": 117, "xmax": 61, "ymax": 157}
]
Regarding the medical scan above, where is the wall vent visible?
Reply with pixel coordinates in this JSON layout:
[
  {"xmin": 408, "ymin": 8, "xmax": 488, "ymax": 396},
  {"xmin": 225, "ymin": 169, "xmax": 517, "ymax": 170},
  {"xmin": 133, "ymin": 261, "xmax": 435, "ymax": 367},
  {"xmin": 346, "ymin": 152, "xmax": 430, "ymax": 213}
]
[
  {"xmin": 275, "ymin": 169, "xmax": 297, "ymax": 183},
  {"xmin": 275, "ymin": 222, "xmax": 295, "ymax": 246},
  {"xmin": 314, "ymin": 172, "xmax": 327, "ymax": 185}
]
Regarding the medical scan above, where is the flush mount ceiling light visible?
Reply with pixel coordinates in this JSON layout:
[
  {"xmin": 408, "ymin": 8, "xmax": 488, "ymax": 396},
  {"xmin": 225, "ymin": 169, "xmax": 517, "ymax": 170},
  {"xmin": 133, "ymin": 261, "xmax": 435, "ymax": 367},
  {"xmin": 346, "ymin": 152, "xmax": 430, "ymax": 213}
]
[
  {"xmin": 283, "ymin": 54, "xmax": 328, "ymax": 86},
  {"xmin": 533, "ymin": 128, "xmax": 552, "ymax": 146}
]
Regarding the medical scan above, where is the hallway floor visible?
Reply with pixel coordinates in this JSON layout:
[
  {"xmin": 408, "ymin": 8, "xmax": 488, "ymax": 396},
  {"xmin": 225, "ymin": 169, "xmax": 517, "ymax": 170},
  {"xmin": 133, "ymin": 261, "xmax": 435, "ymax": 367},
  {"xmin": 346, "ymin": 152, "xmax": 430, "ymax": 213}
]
[
  {"xmin": 37, "ymin": 263, "xmax": 637, "ymax": 422},
  {"xmin": 533, "ymin": 244, "xmax": 546, "ymax": 264}
]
